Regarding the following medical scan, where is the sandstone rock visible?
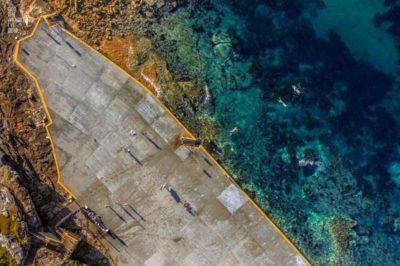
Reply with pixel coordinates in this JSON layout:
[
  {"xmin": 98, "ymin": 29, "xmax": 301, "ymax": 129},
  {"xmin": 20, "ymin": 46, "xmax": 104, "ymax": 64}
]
[
  {"xmin": 34, "ymin": 247, "xmax": 65, "ymax": 265},
  {"xmin": 0, "ymin": 234, "xmax": 25, "ymax": 264},
  {"xmin": 0, "ymin": 166, "xmax": 42, "ymax": 230},
  {"xmin": 157, "ymin": 0, "xmax": 166, "ymax": 9},
  {"xmin": 0, "ymin": 187, "xmax": 20, "ymax": 219},
  {"xmin": 144, "ymin": 0, "xmax": 156, "ymax": 6}
]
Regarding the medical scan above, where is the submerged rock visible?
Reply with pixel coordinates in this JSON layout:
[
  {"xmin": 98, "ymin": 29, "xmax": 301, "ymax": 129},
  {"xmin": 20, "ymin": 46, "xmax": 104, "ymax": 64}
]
[
  {"xmin": 388, "ymin": 162, "xmax": 400, "ymax": 187},
  {"xmin": 212, "ymin": 32, "xmax": 233, "ymax": 60},
  {"xmin": 393, "ymin": 217, "xmax": 400, "ymax": 233},
  {"xmin": 325, "ymin": 215, "xmax": 357, "ymax": 255},
  {"xmin": 138, "ymin": 0, "xmax": 188, "ymax": 18}
]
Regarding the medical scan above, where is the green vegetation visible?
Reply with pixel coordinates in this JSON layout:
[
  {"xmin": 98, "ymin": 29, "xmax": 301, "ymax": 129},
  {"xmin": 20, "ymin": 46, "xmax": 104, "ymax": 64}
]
[
  {"xmin": 0, "ymin": 213, "xmax": 22, "ymax": 266},
  {"xmin": 0, "ymin": 247, "xmax": 16, "ymax": 266},
  {"xmin": 0, "ymin": 214, "xmax": 21, "ymax": 242}
]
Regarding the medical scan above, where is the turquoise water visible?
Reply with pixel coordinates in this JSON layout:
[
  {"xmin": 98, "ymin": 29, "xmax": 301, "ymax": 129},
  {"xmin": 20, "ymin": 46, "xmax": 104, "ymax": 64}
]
[
  {"xmin": 152, "ymin": 0, "xmax": 400, "ymax": 264},
  {"xmin": 307, "ymin": 0, "xmax": 399, "ymax": 75}
]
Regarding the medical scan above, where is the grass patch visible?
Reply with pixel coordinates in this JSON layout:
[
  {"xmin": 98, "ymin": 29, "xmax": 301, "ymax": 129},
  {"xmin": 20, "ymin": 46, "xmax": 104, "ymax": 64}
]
[
  {"xmin": 0, "ymin": 247, "xmax": 16, "ymax": 266},
  {"xmin": 0, "ymin": 214, "xmax": 21, "ymax": 242}
]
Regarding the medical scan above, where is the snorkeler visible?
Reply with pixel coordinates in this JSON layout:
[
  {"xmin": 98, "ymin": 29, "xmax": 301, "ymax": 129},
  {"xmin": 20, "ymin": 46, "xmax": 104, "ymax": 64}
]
[
  {"xmin": 229, "ymin": 126, "xmax": 238, "ymax": 135},
  {"xmin": 277, "ymin": 97, "xmax": 288, "ymax": 108},
  {"xmin": 292, "ymin": 84, "xmax": 301, "ymax": 95}
]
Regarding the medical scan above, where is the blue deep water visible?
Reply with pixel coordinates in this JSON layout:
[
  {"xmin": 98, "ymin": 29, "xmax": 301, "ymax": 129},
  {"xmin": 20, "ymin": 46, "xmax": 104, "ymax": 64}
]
[{"xmin": 182, "ymin": 0, "xmax": 400, "ymax": 264}]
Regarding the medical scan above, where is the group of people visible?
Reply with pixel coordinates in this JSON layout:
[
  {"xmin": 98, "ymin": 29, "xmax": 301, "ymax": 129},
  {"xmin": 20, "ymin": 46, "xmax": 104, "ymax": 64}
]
[{"xmin": 81, "ymin": 205, "xmax": 110, "ymax": 233}]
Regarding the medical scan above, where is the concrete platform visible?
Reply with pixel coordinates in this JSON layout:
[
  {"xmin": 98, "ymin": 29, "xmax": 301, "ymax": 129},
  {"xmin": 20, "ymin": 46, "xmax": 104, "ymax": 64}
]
[{"xmin": 18, "ymin": 20, "xmax": 308, "ymax": 266}]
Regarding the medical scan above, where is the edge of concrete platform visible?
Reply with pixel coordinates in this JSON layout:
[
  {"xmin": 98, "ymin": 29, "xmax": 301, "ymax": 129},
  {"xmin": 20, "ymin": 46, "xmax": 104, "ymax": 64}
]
[
  {"xmin": 14, "ymin": 14, "xmax": 311, "ymax": 266},
  {"xmin": 14, "ymin": 14, "xmax": 79, "ymax": 200}
]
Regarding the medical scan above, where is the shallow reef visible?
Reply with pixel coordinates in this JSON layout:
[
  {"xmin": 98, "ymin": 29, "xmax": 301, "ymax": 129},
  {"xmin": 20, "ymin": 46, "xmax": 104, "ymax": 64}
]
[
  {"xmin": 325, "ymin": 216, "xmax": 357, "ymax": 259},
  {"xmin": 48, "ymin": 0, "xmax": 400, "ymax": 264},
  {"xmin": 144, "ymin": 1, "xmax": 400, "ymax": 264}
]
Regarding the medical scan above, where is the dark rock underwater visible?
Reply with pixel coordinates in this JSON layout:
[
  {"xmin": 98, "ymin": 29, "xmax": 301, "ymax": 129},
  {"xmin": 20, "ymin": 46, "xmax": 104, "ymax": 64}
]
[{"xmin": 152, "ymin": 0, "xmax": 400, "ymax": 265}]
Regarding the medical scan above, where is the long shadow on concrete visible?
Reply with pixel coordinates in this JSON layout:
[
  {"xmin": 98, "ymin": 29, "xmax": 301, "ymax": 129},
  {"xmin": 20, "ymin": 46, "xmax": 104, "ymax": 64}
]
[{"xmin": 1, "ymin": 152, "xmax": 112, "ymax": 265}]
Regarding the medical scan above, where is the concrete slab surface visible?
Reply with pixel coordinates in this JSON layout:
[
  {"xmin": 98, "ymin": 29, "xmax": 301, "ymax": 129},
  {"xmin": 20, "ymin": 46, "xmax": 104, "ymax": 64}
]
[{"xmin": 18, "ymin": 20, "xmax": 308, "ymax": 266}]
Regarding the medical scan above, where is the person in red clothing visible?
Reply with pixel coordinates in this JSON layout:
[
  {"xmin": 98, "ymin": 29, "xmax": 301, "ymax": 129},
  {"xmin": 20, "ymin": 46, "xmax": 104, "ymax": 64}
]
[{"xmin": 182, "ymin": 201, "xmax": 195, "ymax": 216}]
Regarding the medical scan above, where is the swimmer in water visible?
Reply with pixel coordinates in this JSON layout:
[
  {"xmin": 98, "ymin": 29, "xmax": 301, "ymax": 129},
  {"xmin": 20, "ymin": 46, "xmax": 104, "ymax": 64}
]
[
  {"xmin": 278, "ymin": 97, "xmax": 288, "ymax": 108},
  {"xmin": 292, "ymin": 84, "xmax": 301, "ymax": 95},
  {"xmin": 229, "ymin": 126, "xmax": 238, "ymax": 135}
]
